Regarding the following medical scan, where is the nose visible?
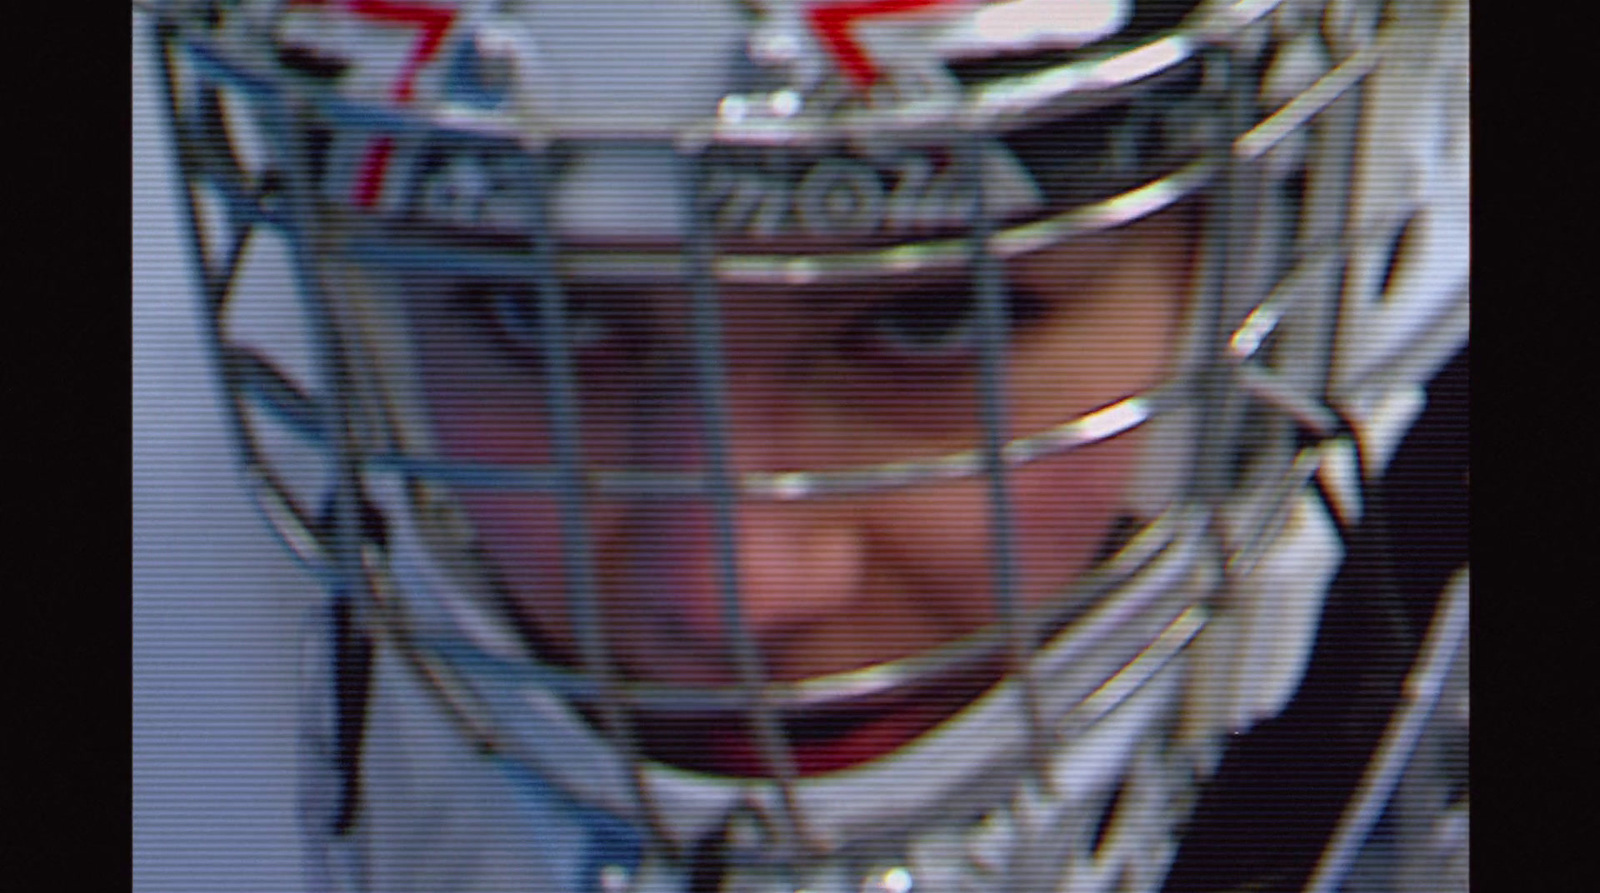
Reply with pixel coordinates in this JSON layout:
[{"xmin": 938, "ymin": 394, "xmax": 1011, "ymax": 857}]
[
  {"xmin": 601, "ymin": 352, "xmax": 867, "ymax": 655},
  {"xmin": 721, "ymin": 498, "xmax": 866, "ymax": 640}
]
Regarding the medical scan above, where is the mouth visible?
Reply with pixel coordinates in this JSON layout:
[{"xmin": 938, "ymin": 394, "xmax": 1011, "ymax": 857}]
[
  {"xmin": 620, "ymin": 657, "xmax": 1004, "ymax": 777},
  {"xmin": 504, "ymin": 516, "xmax": 1146, "ymax": 777}
]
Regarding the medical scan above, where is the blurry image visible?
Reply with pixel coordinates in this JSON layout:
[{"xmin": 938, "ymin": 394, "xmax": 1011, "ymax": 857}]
[{"xmin": 133, "ymin": 1, "xmax": 1468, "ymax": 891}]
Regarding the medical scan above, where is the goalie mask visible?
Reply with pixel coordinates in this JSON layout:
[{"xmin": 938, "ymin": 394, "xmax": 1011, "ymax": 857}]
[{"xmin": 148, "ymin": 0, "xmax": 1468, "ymax": 890}]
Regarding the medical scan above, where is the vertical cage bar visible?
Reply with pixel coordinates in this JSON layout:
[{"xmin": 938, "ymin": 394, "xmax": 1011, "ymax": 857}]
[
  {"xmin": 1296, "ymin": 47, "xmax": 1363, "ymax": 414},
  {"xmin": 236, "ymin": 46, "xmax": 365, "ymax": 638},
  {"xmin": 960, "ymin": 132, "xmax": 1048, "ymax": 786},
  {"xmin": 520, "ymin": 148, "xmax": 667, "ymax": 858},
  {"xmin": 679, "ymin": 145, "xmax": 809, "ymax": 865},
  {"xmin": 220, "ymin": 25, "xmax": 386, "ymax": 892},
  {"xmin": 1187, "ymin": 44, "xmax": 1265, "ymax": 518}
]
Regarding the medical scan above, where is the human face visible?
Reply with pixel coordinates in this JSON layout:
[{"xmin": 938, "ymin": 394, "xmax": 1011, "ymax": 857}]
[{"xmin": 405, "ymin": 206, "xmax": 1192, "ymax": 718}]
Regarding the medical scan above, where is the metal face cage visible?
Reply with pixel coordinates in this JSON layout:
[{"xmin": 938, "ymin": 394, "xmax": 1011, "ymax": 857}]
[{"xmin": 147, "ymin": 0, "xmax": 1467, "ymax": 890}]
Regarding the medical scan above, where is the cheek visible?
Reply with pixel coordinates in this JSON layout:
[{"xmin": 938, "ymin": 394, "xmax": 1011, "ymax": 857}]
[
  {"xmin": 430, "ymin": 404, "xmax": 569, "ymax": 636},
  {"xmin": 1009, "ymin": 432, "xmax": 1144, "ymax": 595},
  {"xmin": 867, "ymin": 433, "xmax": 1144, "ymax": 625},
  {"xmin": 415, "ymin": 334, "xmax": 574, "ymax": 639},
  {"xmin": 423, "ymin": 352, "xmax": 558, "ymax": 472},
  {"xmin": 461, "ymin": 492, "xmax": 565, "ymax": 608}
]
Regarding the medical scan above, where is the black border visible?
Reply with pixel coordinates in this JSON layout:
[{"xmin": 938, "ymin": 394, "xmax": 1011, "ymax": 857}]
[
  {"xmin": 16, "ymin": 6, "xmax": 135, "ymax": 890},
  {"xmin": 1468, "ymin": 0, "xmax": 1590, "ymax": 888}
]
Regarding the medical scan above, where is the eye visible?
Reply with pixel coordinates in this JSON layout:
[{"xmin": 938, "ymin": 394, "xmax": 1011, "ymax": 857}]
[
  {"xmin": 872, "ymin": 290, "xmax": 979, "ymax": 358},
  {"xmin": 864, "ymin": 280, "xmax": 1047, "ymax": 362},
  {"xmin": 468, "ymin": 282, "xmax": 621, "ymax": 366}
]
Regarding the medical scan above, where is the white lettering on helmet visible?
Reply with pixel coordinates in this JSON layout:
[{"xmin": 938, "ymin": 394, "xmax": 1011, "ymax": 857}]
[
  {"xmin": 705, "ymin": 141, "xmax": 1043, "ymax": 237},
  {"xmin": 796, "ymin": 158, "xmax": 887, "ymax": 234}
]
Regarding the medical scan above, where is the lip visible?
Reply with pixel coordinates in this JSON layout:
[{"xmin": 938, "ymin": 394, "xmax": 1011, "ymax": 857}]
[
  {"xmin": 524, "ymin": 605, "xmax": 1004, "ymax": 775},
  {"xmin": 593, "ymin": 654, "xmax": 1005, "ymax": 777}
]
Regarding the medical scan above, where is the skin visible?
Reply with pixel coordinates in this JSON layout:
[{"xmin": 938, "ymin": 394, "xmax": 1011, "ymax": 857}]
[{"xmin": 407, "ymin": 206, "xmax": 1192, "ymax": 735}]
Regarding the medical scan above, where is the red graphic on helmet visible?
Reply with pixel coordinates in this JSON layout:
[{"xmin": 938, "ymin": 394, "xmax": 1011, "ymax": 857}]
[
  {"xmin": 805, "ymin": 0, "xmax": 966, "ymax": 89},
  {"xmin": 286, "ymin": 0, "xmax": 461, "ymax": 207}
]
